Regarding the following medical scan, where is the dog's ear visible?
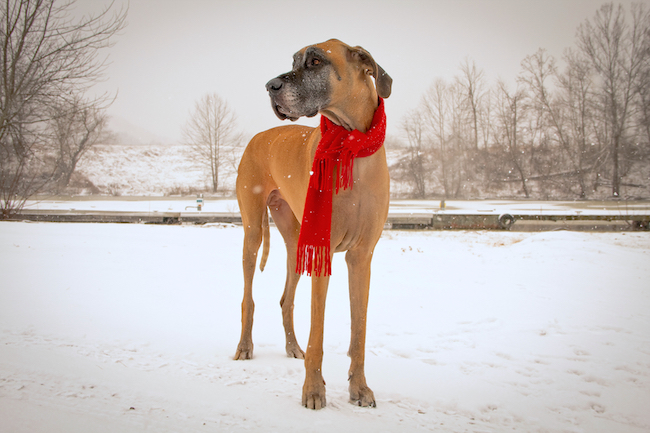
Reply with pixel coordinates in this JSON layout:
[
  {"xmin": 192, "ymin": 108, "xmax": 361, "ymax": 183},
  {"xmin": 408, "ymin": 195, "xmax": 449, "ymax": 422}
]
[{"xmin": 350, "ymin": 46, "xmax": 393, "ymax": 99}]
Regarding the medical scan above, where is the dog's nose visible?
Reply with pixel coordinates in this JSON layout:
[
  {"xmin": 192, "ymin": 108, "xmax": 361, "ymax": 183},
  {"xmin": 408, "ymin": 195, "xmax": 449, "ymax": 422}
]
[{"xmin": 266, "ymin": 77, "xmax": 283, "ymax": 93}]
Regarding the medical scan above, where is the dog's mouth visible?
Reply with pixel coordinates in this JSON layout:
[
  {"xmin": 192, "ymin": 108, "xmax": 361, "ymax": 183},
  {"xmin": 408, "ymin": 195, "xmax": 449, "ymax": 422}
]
[
  {"xmin": 269, "ymin": 92, "xmax": 321, "ymax": 121},
  {"xmin": 271, "ymin": 102, "xmax": 299, "ymax": 122}
]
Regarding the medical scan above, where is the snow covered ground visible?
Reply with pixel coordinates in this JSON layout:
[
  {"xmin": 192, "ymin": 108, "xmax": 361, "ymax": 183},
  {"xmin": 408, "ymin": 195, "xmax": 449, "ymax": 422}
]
[{"xmin": 1, "ymin": 222, "xmax": 649, "ymax": 432}]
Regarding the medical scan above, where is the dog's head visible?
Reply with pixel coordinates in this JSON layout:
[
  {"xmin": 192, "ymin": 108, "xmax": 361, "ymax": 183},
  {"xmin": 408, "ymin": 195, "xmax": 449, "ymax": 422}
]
[{"xmin": 266, "ymin": 39, "xmax": 392, "ymax": 123}]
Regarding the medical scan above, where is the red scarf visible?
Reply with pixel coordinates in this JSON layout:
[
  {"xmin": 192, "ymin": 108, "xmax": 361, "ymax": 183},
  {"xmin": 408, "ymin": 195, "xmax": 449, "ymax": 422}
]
[{"xmin": 296, "ymin": 98, "xmax": 386, "ymax": 277}]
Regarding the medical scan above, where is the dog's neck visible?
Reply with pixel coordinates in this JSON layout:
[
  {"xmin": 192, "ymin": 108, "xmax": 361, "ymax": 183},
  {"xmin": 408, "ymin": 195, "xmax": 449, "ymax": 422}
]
[{"xmin": 320, "ymin": 93, "xmax": 379, "ymax": 133}]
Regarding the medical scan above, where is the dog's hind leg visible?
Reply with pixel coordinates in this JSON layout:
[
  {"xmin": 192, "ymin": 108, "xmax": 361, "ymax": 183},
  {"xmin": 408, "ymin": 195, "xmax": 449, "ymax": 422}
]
[{"xmin": 267, "ymin": 190, "xmax": 304, "ymax": 359}]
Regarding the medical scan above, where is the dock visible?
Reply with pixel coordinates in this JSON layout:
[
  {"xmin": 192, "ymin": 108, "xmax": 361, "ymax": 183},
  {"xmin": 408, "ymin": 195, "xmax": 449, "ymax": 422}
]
[{"xmin": 10, "ymin": 198, "xmax": 650, "ymax": 231}]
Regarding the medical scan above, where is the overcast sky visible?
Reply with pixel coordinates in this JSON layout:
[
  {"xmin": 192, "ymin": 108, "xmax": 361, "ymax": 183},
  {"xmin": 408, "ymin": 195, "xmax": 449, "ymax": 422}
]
[{"xmin": 72, "ymin": 0, "xmax": 637, "ymax": 143}]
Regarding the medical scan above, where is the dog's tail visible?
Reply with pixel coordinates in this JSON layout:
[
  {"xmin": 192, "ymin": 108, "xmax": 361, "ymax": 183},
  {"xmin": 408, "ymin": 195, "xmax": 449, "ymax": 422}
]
[{"xmin": 259, "ymin": 208, "xmax": 270, "ymax": 272}]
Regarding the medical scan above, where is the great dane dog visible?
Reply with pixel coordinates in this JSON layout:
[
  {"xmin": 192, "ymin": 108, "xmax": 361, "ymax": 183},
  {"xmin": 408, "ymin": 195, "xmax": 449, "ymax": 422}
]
[{"xmin": 234, "ymin": 39, "xmax": 392, "ymax": 409}]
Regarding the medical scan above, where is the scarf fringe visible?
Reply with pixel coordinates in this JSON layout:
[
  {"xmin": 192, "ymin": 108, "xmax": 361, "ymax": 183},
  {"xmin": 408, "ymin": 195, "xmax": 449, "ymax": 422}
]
[
  {"xmin": 296, "ymin": 244, "xmax": 332, "ymax": 277},
  {"xmin": 315, "ymin": 151, "xmax": 356, "ymax": 194}
]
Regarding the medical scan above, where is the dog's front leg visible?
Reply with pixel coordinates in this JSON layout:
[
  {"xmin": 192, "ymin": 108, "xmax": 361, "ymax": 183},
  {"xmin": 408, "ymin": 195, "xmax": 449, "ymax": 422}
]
[
  {"xmin": 302, "ymin": 274, "xmax": 329, "ymax": 409},
  {"xmin": 234, "ymin": 209, "xmax": 264, "ymax": 360},
  {"xmin": 346, "ymin": 248, "xmax": 376, "ymax": 407}
]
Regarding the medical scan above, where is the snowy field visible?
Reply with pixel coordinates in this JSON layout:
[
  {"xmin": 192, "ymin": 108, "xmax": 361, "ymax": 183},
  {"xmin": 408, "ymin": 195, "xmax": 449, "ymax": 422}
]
[{"xmin": 1, "ymin": 221, "xmax": 649, "ymax": 432}]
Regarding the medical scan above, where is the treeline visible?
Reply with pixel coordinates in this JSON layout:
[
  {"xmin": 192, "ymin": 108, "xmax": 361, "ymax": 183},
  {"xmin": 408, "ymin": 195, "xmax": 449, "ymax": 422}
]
[
  {"xmin": 0, "ymin": 1, "xmax": 126, "ymax": 218},
  {"xmin": 391, "ymin": 3, "xmax": 650, "ymax": 200}
]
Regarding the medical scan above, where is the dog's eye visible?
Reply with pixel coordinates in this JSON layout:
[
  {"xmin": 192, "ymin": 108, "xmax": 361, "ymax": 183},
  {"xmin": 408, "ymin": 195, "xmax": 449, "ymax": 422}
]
[{"xmin": 308, "ymin": 58, "xmax": 321, "ymax": 67}]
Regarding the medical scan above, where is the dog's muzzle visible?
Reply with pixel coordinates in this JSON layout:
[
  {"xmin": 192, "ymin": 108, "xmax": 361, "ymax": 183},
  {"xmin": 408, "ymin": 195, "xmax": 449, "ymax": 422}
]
[
  {"xmin": 266, "ymin": 77, "xmax": 295, "ymax": 121},
  {"xmin": 266, "ymin": 76, "xmax": 320, "ymax": 121}
]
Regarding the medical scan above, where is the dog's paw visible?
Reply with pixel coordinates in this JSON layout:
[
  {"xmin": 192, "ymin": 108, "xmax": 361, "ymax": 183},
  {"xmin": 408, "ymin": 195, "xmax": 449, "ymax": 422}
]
[
  {"xmin": 349, "ymin": 384, "xmax": 376, "ymax": 408},
  {"xmin": 234, "ymin": 348, "xmax": 253, "ymax": 360},
  {"xmin": 234, "ymin": 342, "xmax": 254, "ymax": 360},
  {"xmin": 302, "ymin": 379, "xmax": 326, "ymax": 410},
  {"xmin": 286, "ymin": 343, "xmax": 305, "ymax": 359}
]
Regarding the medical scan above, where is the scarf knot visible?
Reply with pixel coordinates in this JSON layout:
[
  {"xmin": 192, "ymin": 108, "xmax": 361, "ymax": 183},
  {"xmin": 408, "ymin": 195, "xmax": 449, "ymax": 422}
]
[{"xmin": 296, "ymin": 98, "xmax": 386, "ymax": 276}]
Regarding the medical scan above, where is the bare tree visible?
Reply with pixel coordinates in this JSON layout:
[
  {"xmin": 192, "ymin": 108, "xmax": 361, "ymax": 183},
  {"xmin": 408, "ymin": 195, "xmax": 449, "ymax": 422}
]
[
  {"xmin": 400, "ymin": 111, "xmax": 429, "ymax": 198},
  {"xmin": 576, "ymin": 2, "xmax": 650, "ymax": 197},
  {"xmin": 449, "ymin": 79, "xmax": 473, "ymax": 195},
  {"xmin": 494, "ymin": 80, "xmax": 530, "ymax": 197},
  {"xmin": 633, "ymin": 8, "xmax": 650, "ymax": 153},
  {"xmin": 422, "ymin": 79, "xmax": 454, "ymax": 198},
  {"xmin": 49, "ymin": 95, "xmax": 109, "ymax": 190},
  {"xmin": 521, "ymin": 48, "xmax": 591, "ymax": 197},
  {"xmin": 478, "ymin": 88, "xmax": 494, "ymax": 150},
  {"xmin": 557, "ymin": 48, "xmax": 602, "ymax": 197},
  {"xmin": 0, "ymin": 0, "xmax": 127, "ymax": 217},
  {"xmin": 637, "ymin": 59, "xmax": 650, "ymax": 147},
  {"xmin": 0, "ymin": 118, "xmax": 48, "ymax": 216},
  {"xmin": 421, "ymin": 78, "xmax": 476, "ymax": 198},
  {"xmin": 456, "ymin": 58, "xmax": 486, "ymax": 152},
  {"xmin": 182, "ymin": 93, "xmax": 241, "ymax": 193}
]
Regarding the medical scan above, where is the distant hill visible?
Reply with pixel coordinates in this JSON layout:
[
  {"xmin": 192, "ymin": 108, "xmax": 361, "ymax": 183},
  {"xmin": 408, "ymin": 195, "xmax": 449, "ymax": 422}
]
[{"xmin": 71, "ymin": 144, "xmax": 241, "ymax": 196}]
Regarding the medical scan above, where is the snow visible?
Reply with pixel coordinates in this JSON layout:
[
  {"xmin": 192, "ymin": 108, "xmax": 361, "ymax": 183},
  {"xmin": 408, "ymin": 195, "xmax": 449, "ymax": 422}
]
[{"xmin": 1, "ymin": 222, "xmax": 649, "ymax": 432}]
